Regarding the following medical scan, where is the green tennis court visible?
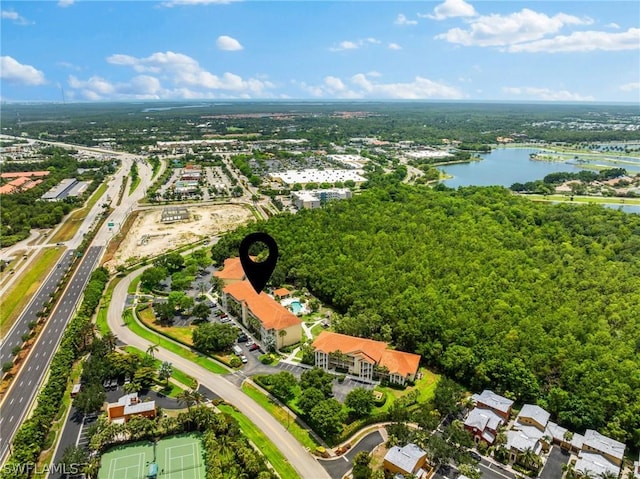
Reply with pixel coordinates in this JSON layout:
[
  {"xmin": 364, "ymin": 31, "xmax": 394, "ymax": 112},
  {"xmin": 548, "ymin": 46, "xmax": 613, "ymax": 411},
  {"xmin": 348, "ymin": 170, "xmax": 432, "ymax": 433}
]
[{"xmin": 98, "ymin": 434, "xmax": 205, "ymax": 479}]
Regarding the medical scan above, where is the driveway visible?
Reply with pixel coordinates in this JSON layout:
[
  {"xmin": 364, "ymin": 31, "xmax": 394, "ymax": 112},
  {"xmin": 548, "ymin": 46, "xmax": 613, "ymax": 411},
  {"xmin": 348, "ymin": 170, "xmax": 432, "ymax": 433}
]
[
  {"xmin": 540, "ymin": 446, "xmax": 569, "ymax": 479},
  {"xmin": 319, "ymin": 430, "xmax": 384, "ymax": 479}
]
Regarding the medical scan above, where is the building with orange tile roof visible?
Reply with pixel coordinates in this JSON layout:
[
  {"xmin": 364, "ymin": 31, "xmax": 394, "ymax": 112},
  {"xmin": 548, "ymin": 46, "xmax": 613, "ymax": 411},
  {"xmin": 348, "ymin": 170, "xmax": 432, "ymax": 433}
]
[
  {"xmin": 213, "ymin": 257, "xmax": 247, "ymax": 284},
  {"xmin": 0, "ymin": 177, "xmax": 43, "ymax": 195},
  {"xmin": 273, "ymin": 287, "xmax": 291, "ymax": 299},
  {"xmin": 0, "ymin": 171, "xmax": 50, "ymax": 179},
  {"xmin": 312, "ymin": 331, "xmax": 420, "ymax": 385},
  {"xmin": 222, "ymin": 280, "xmax": 302, "ymax": 349}
]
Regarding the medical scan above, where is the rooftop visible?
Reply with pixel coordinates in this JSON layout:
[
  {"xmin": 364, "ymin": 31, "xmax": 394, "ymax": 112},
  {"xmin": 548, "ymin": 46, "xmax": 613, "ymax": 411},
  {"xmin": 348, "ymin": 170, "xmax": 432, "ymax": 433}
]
[
  {"xmin": 313, "ymin": 331, "xmax": 420, "ymax": 377},
  {"xmin": 0, "ymin": 170, "xmax": 50, "ymax": 179},
  {"xmin": 517, "ymin": 404, "xmax": 550, "ymax": 428},
  {"xmin": 475, "ymin": 390, "xmax": 514, "ymax": 414},
  {"xmin": 464, "ymin": 407, "xmax": 503, "ymax": 433},
  {"xmin": 384, "ymin": 443, "xmax": 426, "ymax": 474},
  {"xmin": 583, "ymin": 429, "xmax": 625, "ymax": 460},
  {"xmin": 224, "ymin": 280, "xmax": 301, "ymax": 331},
  {"xmin": 575, "ymin": 452, "xmax": 621, "ymax": 478},
  {"xmin": 214, "ymin": 257, "xmax": 247, "ymax": 282}
]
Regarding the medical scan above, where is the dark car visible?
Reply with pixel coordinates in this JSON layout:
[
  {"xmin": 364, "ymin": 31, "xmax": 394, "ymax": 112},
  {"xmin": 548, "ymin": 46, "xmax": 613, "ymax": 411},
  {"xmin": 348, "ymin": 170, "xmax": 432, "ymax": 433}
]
[
  {"xmin": 469, "ymin": 451, "xmax": 482, "ymax": 462},
  {"xmin": 237, "ymin": 334, "xmax": 248, "ymax": 343}
]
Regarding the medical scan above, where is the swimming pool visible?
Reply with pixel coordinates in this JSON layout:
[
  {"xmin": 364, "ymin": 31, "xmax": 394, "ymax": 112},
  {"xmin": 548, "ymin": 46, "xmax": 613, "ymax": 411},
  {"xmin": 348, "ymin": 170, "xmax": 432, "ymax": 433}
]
[{"xmin": 289, "ymin": 300, "xmax": 303, "ymax": 314}]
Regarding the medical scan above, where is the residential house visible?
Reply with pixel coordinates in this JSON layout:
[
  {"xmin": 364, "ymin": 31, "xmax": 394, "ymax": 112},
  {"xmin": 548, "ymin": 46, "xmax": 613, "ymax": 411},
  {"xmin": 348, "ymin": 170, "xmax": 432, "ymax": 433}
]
[
  {"xmin": 544, "ymin": 421, "xmax": 584, "ymax": 453},
  {"xmin": 222, "ymin": 280, "xmax": 302, "ymax": 349},
  {"xmin": 383, "ymin": 443, "xmax": 429, "ymax": 478},
  {"xmin": 575, "ymin": 429, "xmax": 625, "ymax": 478},
  {"xmin": 106, "ymin": 393, "xmax": 156, "ymax": 424},
  {"xmin": 505, "ymin": 404, "xmax": 553, "ymax": 462},
  {"xmin": 464, "ymin": 407, "xmax": 504, "ymax": 445},
  {"xmin": 312, "ymin": 331, "xmax": 421, "ymax": 385},
  {"xmin": 472, "ymin": 390, "xmax": 514, "ymax": 420}
]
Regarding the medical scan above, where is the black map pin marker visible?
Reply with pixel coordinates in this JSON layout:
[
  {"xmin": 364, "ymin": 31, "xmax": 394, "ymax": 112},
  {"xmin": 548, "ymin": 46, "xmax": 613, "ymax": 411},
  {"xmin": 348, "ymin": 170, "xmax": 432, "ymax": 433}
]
[{"xmin": 239, "ymin": 232, "xmax": 279, "ymax": 294}]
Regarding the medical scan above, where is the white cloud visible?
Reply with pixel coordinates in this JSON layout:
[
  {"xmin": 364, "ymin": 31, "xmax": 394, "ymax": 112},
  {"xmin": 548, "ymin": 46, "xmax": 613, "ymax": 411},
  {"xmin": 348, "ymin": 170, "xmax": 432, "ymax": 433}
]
[
  {"xmin": 436, "ymin": 8, "xmax": 593, "ymax": 47},
  {"xmin": 216, "ymin": 35, "xmax": 243, "ymax": 51},
  {"xmin": 0, "ymin": 56, "xmax": 46, "ymax": 85},
  {"xmin": 388, "ymin": 43, "xmax": 402, "ymax": 50},
  {"xmin": 162, "ymin": 0, "xmax": 238, "ymax": 6},
  {"xmin": 606, "ymin": 22, "xmax": 620, "ymax": 29},
  {"xmin": 102, "ymin": 50, "xmax": 274, "ymax": 98},
  {"xmin": 1, "ymin": 9, "xmax": 31, "ymax": 25},
  {"xmin": 57, "ymin": 0, "xmax": 74, "ymax": 7},
  {"xmin": 423, "ymin": 0, "xmax": 477, "ymax": 20},
  {"xmin": 620, "ymin": 82, "xmax": 640, "ymax": 91},
  {"xmin": 503, "ymin": 86, "xmax": 594, "ymax": 101},
  {"xmin": 301, "ymin": 73, "xmax": 464, "ymax": 100},
  {"xmin": 330, "ymin": 38, "xmax": 381, "ymax": 52},
  {"xmin": 395, "ymin": 14, "xmax": 417, "ymax": 26},
  {"xmin": 508, "ymin": 28, "xmax": 640, "ymax": 53}
]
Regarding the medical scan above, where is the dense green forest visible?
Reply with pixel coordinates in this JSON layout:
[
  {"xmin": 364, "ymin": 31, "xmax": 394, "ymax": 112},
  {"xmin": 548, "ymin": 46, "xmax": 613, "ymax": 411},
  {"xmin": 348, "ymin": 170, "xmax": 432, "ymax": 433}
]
[
  {"xmin": 0, "ymin": 147, "xmax": 115, "ymax": 246},
  {"xmin": 212, "ymin": 184, "xmax": 640, "ymax": 448}
]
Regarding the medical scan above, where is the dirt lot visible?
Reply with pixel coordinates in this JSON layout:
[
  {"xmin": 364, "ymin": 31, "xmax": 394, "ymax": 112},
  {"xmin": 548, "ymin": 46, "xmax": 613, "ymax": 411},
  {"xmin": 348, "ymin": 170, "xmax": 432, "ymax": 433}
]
[{"xmin": 107, "ymin": 204, "xmax": 253, "ymax": 269}]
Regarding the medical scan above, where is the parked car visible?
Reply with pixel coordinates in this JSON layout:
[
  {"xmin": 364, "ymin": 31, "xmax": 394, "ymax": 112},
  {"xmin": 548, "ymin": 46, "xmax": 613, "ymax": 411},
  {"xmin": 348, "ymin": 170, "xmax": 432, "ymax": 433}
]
[
  {"xmin": 469, "ymin": 451, "xmax": 482, "ymax": 462},
  {"xmin": 237, "ymin": 334, "xmax": 248, "ymax": 343},
  {"xmin": 239, "ymin": 354, "xmax": 248, "ymax": 364},
  {"xmin": 248, "ymin": 343, "xmax": 260, "ymax": 351}
]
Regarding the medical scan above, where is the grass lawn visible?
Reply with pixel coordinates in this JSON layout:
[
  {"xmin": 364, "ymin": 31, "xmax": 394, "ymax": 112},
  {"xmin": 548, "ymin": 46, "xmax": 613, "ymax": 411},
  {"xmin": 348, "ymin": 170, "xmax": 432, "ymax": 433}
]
[
  {"xmin": 0, "ymin": 247, "xmax": 64, "ymax": 336},
  {"xmin": 127, "ymin": 276, "xmax": 141, "ymax": 294},
  {"xmin": 96, "ymin": 277, "xmax": 122, "ymax": 335},
  {"xmin": 129, "ymin": 176, "xmax": 141, "ymax": 195},
  {"xmin": 374, "ymin": 368, "xmax": 440, "ymax": 413},
  {"xmin": 217, "ymin": 404, "xmax": 301, "ymax": 479},
  {"xmin": 123, "ymin": 345, "xmax": 198, "ymax": 390},
  {"xmin": 309, "ymin": 322, "xmax": 325, "ymax": 339},
  {"xmin": 50, "ymin": 183, "xmax": 108, "ymax": 243},
  {"xmin": 523, "ymin": 193, "xmax": 640, "ymax": 206},
  {"xmin": 137, "ymin": 306, "xmax": 195, "ymax": 345},
  {"xmin": 242, "ymin": 382, "xmax": 319, "ymax": 450},
  {"xmin": 123, "ymin": 309, "xmax": 228, "ymax": 375}
]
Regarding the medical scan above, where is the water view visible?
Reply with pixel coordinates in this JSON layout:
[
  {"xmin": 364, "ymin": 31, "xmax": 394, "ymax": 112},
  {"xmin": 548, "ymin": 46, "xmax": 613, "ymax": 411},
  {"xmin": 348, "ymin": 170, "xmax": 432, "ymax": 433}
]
[{"xmin": 440, "ymin": 148, "xmax": 582, "ymax": 188}]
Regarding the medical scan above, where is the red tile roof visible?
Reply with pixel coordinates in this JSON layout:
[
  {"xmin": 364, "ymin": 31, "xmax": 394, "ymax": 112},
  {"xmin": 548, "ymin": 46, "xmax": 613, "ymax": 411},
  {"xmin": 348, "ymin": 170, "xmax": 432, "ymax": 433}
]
[
  {"xmin": 224, "ymin": 281, "xmax": 301, "ymax": 331},
  {"xmin": 214, "ymin": 257, "xmax": 246, "ymax": 281},
  {"xmin": 273, "ymin": 287, "xmax": 291, "ymax": 297},
  {"xmin": 313, "ymin": 331, "xmax": 420, "ymax": 377},
  {"xmin": 0, "ymin": 171, "xmax": 50, "ymax": 179}
]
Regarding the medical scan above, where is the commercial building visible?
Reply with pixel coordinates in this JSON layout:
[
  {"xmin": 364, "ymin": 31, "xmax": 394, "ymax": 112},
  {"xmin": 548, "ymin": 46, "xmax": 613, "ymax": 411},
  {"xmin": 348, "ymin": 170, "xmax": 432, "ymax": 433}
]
[
  {"xmin": 222, "ymin": 280, "xmax": 302, "ymax": 350},
  {"xmin": 327, "ymin": 154, "xmax": 368, "ymax": 169},
  {"xmin": 41, "ymin": 178, "xmax": 90, "ymax": 201},
  {"xmin": 106, "ymin": 393, "xmax": 156, "ymax": 424},
  {"xmin": 0, "ymin": 176, "xmax": 43, "ymax": 195},
  {"xmin": 291, "ymin": 188, "xmax": 352, "ymax": 209},
  {"xmin": 312, "ymin": 331, "xmax": 420, "ymax": 385},
  {"xmin": 161, "ymin": 207, "xmax": 190, "ymax": 223},
  {"xmin": 269, "ymin": 169, "xmax": 366, "ymax": 186}
]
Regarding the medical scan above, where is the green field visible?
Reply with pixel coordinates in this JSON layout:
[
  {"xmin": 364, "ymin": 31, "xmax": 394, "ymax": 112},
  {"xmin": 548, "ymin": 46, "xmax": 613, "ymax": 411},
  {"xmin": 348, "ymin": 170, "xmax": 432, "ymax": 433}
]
[{"xmin": 98, "ymin": 434, "xmax": 204, "ymax": 479}]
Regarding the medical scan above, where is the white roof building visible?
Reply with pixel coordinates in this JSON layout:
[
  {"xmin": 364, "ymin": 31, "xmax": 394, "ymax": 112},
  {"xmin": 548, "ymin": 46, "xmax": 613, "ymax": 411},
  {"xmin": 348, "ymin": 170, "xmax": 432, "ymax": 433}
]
[
  {"xmin": 575, "ymin": 452, "xmax": 621, "ymax": 478},
  {"xmin": 269, "ymin": 169, "xmax": 366, "ymax": 186},
  {"xmin": 473, "ymin": 390, "xmax": 514, "ymax": 417}
]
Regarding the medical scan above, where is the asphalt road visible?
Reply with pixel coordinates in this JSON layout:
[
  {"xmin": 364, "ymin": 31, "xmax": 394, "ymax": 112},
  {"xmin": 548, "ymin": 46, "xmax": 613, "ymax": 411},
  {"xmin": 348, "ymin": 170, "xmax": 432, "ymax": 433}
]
[
  {"xmin": 0, "ymin": 249, "xmax": 75, "ymax": 367},
  {"xmin": 108, "ymin": 268, "xmax": 331, "ymax": 479},
  {"xmin": 0, "ymin": 246, "xmax": 103, "ymax": 465},
  {"xmin": 319, "ymin": 430, "xmax": 384, "ymax": 479}
]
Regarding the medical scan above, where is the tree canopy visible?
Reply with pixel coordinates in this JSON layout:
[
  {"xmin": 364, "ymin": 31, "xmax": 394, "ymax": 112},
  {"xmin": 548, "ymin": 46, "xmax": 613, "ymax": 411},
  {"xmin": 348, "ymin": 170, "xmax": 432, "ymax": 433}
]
[{"xmin": 212, "ymin": 184, "xmax": 640, "ymax": 447}]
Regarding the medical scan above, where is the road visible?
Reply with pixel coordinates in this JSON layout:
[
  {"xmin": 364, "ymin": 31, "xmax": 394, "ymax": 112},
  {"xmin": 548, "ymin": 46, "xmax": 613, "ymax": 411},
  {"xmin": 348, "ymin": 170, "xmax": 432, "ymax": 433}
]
[
  {"xmin": 319, "ymin": 430, "xmax": 384, "ymax": 479},
  {"xmin": 0, "ymin": 250, "xmax": 75, "ymax": 367},
  {"xmin": 0, "ymin": 246, "xmax": 103, "ymax": 464},
  {"xmin": 107, "ymin": 268, "xmax": 331, "ymax": 479}
]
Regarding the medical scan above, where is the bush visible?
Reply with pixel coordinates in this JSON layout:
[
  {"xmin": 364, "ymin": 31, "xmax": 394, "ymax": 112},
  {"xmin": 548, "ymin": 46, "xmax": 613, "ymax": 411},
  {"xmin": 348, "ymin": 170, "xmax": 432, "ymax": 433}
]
[
  {"xmin": 229, "ymin": 356, "xmax": 242, "ymax": 368},
  {"xmin": 337, "ymin": 374, "xmax": 346, "ymax": 383},
  {"xmin": 2, "ymin": 362, "xmax": 13, "ymax": 373}
]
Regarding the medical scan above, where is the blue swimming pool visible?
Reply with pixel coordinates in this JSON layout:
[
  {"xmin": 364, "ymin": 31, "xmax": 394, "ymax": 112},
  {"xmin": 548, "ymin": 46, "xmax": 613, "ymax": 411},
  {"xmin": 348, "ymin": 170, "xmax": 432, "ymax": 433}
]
[{"xmin": 290, "ymin": 300, "xmax": 303, "ymax": 314}]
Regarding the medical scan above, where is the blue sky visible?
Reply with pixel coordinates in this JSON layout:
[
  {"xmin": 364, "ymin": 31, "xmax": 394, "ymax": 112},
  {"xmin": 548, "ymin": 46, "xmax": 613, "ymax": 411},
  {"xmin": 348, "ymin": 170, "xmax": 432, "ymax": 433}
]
[{"xmin": 1, "ymin": 0, "xmax": 639, "ymax": 102}]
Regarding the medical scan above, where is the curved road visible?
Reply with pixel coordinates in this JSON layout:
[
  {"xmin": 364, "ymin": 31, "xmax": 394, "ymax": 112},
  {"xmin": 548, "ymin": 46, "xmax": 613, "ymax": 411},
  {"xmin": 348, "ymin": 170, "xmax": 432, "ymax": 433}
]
[{"xmin": 107, "ymin": 269, "xmax": 330, "ymax": 479}]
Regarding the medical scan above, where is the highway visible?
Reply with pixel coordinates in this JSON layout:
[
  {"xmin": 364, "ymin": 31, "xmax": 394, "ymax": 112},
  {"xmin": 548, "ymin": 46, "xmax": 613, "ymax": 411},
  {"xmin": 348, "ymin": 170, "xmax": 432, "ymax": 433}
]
[
  {"xmin": 0, "ymin": 250, "xmax": 75, "ymax": 367},
  {"xmin": 107, "ymin": 268, "xmax": 331, "ymax": 479},
  {"xmin": 0, "ymin": 246, "xmax": 103, "ymax": 464}
]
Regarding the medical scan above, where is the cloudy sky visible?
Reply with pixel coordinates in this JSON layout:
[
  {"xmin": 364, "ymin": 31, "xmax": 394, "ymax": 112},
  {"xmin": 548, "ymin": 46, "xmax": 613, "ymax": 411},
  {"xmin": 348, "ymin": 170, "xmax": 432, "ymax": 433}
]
[{"xmin": 1, "ymin": 0, "xmax": 639, "ymax": 102}]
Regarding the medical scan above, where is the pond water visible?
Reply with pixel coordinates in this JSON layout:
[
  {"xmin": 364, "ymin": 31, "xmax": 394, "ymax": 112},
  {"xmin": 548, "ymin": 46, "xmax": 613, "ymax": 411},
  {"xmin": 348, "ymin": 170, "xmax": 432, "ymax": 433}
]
[{"xmin": 440, "ymin": 148, "xmax": 583, "ymax": 188}]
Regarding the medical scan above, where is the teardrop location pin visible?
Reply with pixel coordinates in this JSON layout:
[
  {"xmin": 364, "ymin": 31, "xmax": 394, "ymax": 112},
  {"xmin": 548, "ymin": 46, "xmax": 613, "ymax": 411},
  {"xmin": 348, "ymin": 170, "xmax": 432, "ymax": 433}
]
[{"xmin": 239, "ymin": 232, "xmax": 279, "ymax": 294}]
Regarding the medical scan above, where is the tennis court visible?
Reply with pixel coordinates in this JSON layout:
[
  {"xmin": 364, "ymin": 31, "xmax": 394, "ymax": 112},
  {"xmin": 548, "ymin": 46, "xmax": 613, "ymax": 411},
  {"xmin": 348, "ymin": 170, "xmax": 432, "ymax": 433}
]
[{"xmin": 98, "ymin": 434, "xmax": 205, "ymax": 479}]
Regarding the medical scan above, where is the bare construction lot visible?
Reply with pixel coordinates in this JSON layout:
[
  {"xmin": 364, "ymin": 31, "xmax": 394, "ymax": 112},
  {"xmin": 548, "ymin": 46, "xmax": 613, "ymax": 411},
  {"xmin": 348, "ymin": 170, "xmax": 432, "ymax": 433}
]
[{"xmin": 107, "ymin": 204, "xmax": 253, "ymax": 269}]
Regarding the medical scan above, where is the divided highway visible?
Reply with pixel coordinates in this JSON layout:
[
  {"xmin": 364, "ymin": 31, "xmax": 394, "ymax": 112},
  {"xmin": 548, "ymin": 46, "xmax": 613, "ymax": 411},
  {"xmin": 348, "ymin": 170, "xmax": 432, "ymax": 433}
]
[{"xmin": 0, "ymin": 246, "xmax": 103, "ymax": 465}]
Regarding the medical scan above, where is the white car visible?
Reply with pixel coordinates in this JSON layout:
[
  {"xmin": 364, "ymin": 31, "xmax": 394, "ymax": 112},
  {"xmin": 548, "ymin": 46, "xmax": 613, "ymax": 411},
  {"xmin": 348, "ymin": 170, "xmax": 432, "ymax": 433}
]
[{"xmin": 239, "ymin": 354, "xmax": 248, "ymax": 364}]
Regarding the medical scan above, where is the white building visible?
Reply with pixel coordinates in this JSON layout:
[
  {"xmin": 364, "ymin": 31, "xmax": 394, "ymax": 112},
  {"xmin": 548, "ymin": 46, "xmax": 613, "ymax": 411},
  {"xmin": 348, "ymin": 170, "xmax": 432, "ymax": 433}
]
[
  {"xmin": 327, "ymin": 154, "xmax": 369, "ymax": 169},
  {"xmin": 269, "ymin": 169, "xmax": 366, "ymax": 186},
  {"xmin": 291, "ymin": 188, "xmax": 352, "ymax": 209}
]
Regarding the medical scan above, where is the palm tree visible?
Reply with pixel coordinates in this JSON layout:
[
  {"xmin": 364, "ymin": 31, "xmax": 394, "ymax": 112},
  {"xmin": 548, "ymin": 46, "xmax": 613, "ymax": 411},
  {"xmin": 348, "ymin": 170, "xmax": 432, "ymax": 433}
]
[
  {"xmin": 190, "ymin": 389, "xmax": 205, "ymax": 406},
  {"xmin": 123, "ymin": 381, "xmax": 140, "ymax": 395},
  {"xmin": 278, "ymin": 329, "xmax": 287, "ymax": 349},
  {"xmin": 103, "ymin": 332, "xmax": 118, "ymax": 352},
  {"xmin": 158, "ymin": 361, "xmax": 173, "ymax": 387},
  {"xmin": 146, "ymin": 343, "xmax": 159, "ymax": 359},
  {"xmin": 599, "ymin": 472, "xmax": 618, "ymax": 479}
]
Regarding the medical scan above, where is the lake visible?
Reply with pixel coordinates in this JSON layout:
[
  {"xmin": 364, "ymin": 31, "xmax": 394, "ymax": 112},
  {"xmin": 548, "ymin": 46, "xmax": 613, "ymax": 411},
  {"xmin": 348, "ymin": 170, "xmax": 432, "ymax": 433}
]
[
  {"xmin": 439, "ymin": 147, "xmax": 640, "ymax": 215},
  {"xmin": 440, "ymin": 147, "xmax": 582, "ymax": 188}
]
